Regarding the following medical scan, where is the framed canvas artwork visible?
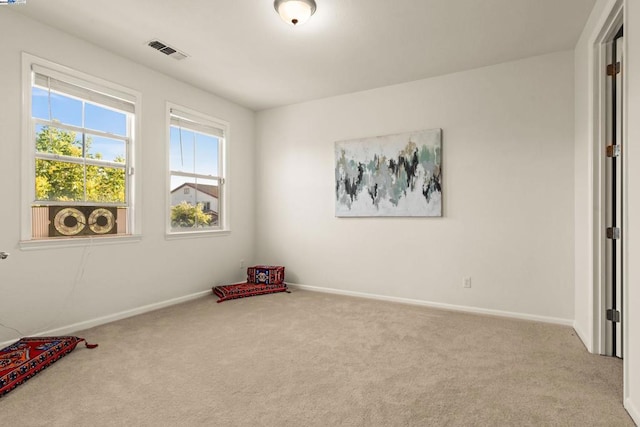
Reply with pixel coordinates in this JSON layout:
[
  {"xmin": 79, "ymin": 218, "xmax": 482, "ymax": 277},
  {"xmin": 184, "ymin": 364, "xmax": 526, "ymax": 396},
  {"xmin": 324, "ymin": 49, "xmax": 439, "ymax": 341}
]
[{"xmin": 335, "ymin": 128, "xmax": 442, "ymax": 217}]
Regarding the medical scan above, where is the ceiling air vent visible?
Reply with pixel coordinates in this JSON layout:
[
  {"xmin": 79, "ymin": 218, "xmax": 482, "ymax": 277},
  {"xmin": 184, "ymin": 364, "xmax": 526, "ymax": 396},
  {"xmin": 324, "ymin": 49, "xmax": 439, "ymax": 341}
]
[{"xmin": 147, "ymin": 39, "xmax": 188, "ymax": 61}]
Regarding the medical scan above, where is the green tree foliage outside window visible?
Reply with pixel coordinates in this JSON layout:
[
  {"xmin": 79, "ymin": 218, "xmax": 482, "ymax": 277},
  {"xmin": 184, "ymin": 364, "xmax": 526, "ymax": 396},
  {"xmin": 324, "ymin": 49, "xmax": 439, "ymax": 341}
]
[
  {"xmin": 37, "ymin": 126, "xmax": 212, "ymax": 228},
  {"xmin": 170, "ymin": 201, "xmax": 213, "ymax": 228},
  {"xmin": 35, "ymin": 126, "xmax": 125, "ymax": 203}
]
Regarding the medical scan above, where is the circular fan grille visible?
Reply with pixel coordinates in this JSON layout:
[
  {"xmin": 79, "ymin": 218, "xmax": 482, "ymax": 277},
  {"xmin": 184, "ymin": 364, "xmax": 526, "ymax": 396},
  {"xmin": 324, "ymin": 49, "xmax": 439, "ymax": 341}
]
[
  {"xmin": 53, "ymin": 208, "xmax": 86, "ymax": 236},
  {"xmin": 88, "ymin": 208, "xmax": 115, "ymax": 234}
]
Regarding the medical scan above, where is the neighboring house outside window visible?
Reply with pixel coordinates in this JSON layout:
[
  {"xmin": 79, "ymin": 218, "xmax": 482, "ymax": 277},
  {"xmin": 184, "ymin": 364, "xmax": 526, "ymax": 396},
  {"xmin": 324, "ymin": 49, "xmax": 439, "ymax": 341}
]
[
  {"xmin": 168, "ymin": 104, "xmax": 227, "ymax": 234},
  {"xmin": 22, "ymin": 54, "xmax": 138, "ymax": 242},
  {"xmin": 170, "ymin": 183, "xmax": 219, "ymax": 225}
]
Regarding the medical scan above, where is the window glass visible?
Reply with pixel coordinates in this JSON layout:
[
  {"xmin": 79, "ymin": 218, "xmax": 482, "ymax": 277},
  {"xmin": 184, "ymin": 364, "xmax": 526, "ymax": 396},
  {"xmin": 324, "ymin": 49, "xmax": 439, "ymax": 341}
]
[
  {"xmin": 169, "ymin": 177, "xmax": 221, "ymax": 229},
  {"xmin": 169, "ymin": 127, "xmax": 219, "ymax": 176},
  {"xmin": 28, "ymin": 62, "xmax": 135, "ymax": 240},
  {"xmin": 169, "ymin": 126, "xmax": 195, "ymax": 175},
  {"xmin": 35, "ymin": 159, "xmax": 84, "ymax": 202},
  {"xmin": 35, "ymin": 125, "xmax": 83, "ymax": 158},
  {"xmin": 86, "ymin": 135, "xmax": 126, "ymax": 163},
  {"xmin": 32, "ymin": 87, "xmax": 83, "ymax": 127},
  {"xmin": 194, "ymin": 133, "xmax": 219, "ymax": 176},
  {"xmin": 31, "ymin": 87, "xmax": 51, "ymax": 121},
  {"xmin": 168, "ymin": 108, "xmax": 225, "ymax": 234},
  {"xmin": 85, "ymin": 102, "xmax": 127, "ymax": 136},
  {"xmin": 85, "ymin": 165, "xmax": 126, "ymax": 203}
]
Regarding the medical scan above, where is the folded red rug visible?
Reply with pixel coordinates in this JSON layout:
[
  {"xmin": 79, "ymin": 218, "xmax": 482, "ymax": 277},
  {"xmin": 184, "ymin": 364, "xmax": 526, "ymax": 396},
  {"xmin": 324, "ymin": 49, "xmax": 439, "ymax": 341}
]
[
  {"xmin": 213, "ymin": 282, "xmax": 288, "ymax": 303},
  {"xmin": 0, "ymin": 336, "xmax": 98, "ymax": 397}
]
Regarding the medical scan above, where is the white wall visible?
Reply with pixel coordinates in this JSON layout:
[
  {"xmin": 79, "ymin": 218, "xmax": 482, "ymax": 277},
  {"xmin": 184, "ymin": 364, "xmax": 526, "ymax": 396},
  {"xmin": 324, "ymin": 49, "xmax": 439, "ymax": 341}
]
[
  {"xmin": 256, "ymin": 51, "xmax": 575, "ymax": 323},
  {"xmin": 624, "ymin": 0, "xmax": 640, "ymax": 422},
  {"xmin": 573, "ymin": 0, "xmax": 638, "ymax": 422},
  {"xmin": 573, "ymin": 0, "xmax": 617, "ymax": 356},
  {"xmin": 0, "ymin": 11, "xmax": 256, "ymax": 344}
]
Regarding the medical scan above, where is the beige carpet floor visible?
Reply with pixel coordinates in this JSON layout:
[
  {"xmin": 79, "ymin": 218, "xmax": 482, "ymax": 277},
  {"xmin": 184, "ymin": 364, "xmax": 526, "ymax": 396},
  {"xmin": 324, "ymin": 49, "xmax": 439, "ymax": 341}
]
[{"xmin": 0, "ymin": 289, "xmax": 634, "ymax": 426}]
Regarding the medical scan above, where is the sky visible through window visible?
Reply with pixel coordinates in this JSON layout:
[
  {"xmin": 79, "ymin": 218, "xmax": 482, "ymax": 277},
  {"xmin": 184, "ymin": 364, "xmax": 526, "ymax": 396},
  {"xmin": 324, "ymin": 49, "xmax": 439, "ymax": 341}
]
[
  {"xmin": 169, "ymin": 126, "xmax": 219, "ymax": 191},
  {"xmin": 33, "ymin": 87, "xmax": 126, "ymax": 162},
  {"xmin": 33, "ymin": 87, "xmax": 220, "ymax": 191}
]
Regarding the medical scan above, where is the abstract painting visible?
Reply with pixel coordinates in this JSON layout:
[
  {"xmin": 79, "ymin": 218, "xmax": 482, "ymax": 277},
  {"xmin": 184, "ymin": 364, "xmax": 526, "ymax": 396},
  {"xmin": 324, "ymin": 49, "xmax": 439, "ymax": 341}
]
[{"xmin": 335, "ymin": 128, "xmax": 442, "ymax": 217}]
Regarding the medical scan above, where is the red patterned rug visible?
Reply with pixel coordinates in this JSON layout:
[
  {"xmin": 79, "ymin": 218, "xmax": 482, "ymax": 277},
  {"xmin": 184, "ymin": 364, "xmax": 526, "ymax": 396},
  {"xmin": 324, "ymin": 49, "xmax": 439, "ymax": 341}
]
[
  {"xmin": 213, "ymin": 282, "xmax": 288, "ymax": 303},
  {"xmin": 246, "ymin": 265, "xmax": 285, "ymax": 285},
  {"xmin": 0, "ymin": 336, "xmax": 97, "ymax": 397}
]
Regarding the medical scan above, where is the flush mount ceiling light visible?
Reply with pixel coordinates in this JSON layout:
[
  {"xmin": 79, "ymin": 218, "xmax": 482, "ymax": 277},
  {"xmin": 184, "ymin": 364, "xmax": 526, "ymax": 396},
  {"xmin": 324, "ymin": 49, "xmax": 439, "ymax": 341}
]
[{"xmin": 274, "ymin": 0, "xmax": 317, "ymax": 26}]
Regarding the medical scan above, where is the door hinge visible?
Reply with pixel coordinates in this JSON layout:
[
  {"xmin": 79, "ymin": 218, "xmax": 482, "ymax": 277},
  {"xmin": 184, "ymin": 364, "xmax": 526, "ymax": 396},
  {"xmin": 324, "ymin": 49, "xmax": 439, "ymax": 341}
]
[
  {"xmin": 606, "ymin": 309, "xmax": 621, "ymax": 323},
  {"xmin": 606, "ymin": 227, "xmax": 621, "ymax": 240},
  {"xmin": 606, "ymin": 145, "xmax": 621, "ymax": 158},
  {"xmin": 607, "ymin": 62, "xmax": 621, "ymax": 76}
]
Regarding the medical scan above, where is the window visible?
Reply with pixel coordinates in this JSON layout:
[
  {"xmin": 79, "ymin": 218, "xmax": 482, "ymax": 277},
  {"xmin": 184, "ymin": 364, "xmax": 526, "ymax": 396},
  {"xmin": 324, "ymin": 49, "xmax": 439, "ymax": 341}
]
[
  {"xmin": 168, "ymin": 105, "xmax": 226, "ymax": 234},
  {"xmin": 23, "ymin": 57, "xmax": 137, "ymax": 241}
]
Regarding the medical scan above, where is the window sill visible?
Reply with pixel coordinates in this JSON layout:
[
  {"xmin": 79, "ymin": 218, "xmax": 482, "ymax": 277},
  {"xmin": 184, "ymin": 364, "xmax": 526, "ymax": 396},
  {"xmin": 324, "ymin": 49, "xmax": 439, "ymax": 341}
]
[
  {"xmin": 19, "ymin": 234, "xmax": 142, "ymax": 251},
  {"xmin": 165, "ymin": 229, "xmax": 230, "ymax": 240}
]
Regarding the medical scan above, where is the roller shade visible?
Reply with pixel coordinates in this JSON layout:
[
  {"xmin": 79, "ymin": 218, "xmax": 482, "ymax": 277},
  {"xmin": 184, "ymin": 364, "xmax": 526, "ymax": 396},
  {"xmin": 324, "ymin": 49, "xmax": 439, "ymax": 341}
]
[
  {"xmin": 32, "ymin": 65, "xmax": 135, "ymax": 114},
  {"xmin": 170, "ymin": 108, "xmax": 225, "ymax": 138}
]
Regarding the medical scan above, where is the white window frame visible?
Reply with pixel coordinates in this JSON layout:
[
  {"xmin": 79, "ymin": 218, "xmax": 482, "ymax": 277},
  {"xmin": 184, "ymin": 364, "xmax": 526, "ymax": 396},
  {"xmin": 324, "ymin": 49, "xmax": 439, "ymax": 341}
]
[
  {"xmin": 20, "ymin": 53, "xmax": 142, "ymax": 248},
  {"xmin": 166, "ymin": 102, "xmax": 229, "ymax": 238}
]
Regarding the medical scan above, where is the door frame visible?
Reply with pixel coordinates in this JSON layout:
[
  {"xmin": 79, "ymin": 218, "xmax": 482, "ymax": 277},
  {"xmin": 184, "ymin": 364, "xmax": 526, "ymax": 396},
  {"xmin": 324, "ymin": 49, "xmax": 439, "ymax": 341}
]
[
  {"xmin": 603, "ymin": 28, "xmax": 624, "ymax": 358},
  {"xmin": 592, "ymin": 1, "xmax": 622, "ymax": 356},
  {"xmin": 590, "ymin": 0, "xmax": 628, "ymax": 382}
]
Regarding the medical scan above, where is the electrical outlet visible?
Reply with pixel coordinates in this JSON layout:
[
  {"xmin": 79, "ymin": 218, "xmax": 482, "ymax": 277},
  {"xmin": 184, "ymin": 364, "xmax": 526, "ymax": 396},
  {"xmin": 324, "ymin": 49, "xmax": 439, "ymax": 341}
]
[
  {"xmin": 240, "ymin": 259, "xmax": 245, "ymax": 269},
  {"xmin": 463, "ymin": 277, "xmax": 472, "ymax": 288}
]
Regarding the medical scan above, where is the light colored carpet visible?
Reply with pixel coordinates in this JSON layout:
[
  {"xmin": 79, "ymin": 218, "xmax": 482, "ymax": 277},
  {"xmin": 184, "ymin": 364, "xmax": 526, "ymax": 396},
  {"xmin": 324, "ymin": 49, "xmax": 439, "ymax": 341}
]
[{"xmin": 0, "ymin": 289, "xmax": 634, "ymax": 426}]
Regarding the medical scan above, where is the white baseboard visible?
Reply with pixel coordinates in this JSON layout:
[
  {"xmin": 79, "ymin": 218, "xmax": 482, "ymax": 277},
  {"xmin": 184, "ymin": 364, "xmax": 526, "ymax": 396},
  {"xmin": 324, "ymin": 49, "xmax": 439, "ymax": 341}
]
[
  {"xmin": 1, "ymin": 285, "xmax": 575, "ymax": 349},
  {"xmin": 0, "ymin": 290, "xmax": 212, "ymax": 348},
  {"xmin": 289, "ymin": 284, "xmax": 574, "ymax": 326},
  {"xmin": 625, "ymin": 397, "xmax": 640, "ymax": 426},
  {"xmin": 572, "ymin": 321, "xmax": 593, "ymax": 352}
]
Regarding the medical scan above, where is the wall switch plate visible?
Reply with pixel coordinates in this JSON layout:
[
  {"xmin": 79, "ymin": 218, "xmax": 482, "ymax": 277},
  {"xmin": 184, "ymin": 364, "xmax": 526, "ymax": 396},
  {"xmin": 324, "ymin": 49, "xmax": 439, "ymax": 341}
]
[
  {"xmin": 463, "ymin": 277, "xmax": 472, "ymax": 288},
  {"xmin": 240, "ymin": 259, "xmax": 245, "ymax": 269}
]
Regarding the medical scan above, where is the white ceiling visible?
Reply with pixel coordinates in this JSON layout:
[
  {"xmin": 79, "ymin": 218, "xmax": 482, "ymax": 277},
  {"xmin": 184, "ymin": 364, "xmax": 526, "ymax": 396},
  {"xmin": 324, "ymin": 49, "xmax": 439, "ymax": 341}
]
[{"xmin": 15, "ymin": 0, "xmax": 596, "ymax": 111}]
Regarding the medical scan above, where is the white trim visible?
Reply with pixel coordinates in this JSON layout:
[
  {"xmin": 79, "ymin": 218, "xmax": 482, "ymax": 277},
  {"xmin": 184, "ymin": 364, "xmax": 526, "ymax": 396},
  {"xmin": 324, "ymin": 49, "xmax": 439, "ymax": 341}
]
[
  {"xmin": 580, "ymin": 0, "xmax": 630, "ymax": 413},
  {"xmin": 574, "ymin": 0, "xmax": 624, "ymax": 357},
  {"xmin": 165, "ymin": 101, "xmax": 230, "ymax": 236},
  {"xmin": 19, "ymin": 234, "xmax": 142, "ymax": 251},
  {"xmin": 165, "ymin": 230, "xmax": 230, "ymax": 240},
  {"xmin": 621, "ymin": 7, "xmax": 630, "ymax": 411},
  {"xmin": 289, "ymin": 284, "xmax": 574, "ymax": 326},
  {"xmin": 169, "ymin": 171, "xmax": 221, "ymax": 181},
  {"xmin": 591, "ymin": 0, "xmax": 624, "ymax": 359},
  {"xmin": 33, "ymin": 118, "xmax": 130, "ymax": 143},
  {"xmin": 21, "ymin": 52, "xmax": 142, "ymax": 243},
  {"xmin": 35, "ymin": 151, "xmax": 126, "ymax": 170},
  {"xmin": 625, "ymin": 397, "xmax": 640, "ymax": 426},
  {"xmin": 0, "ymin": 290, "xmax": 212, "ymax": 349},
  {"xmin": 573, "ymin": 321, "xmax": 592, "ymax": 351},
  {"xmin": 21, "ymin": 53, "xmax": 35, "ymax": 242}
]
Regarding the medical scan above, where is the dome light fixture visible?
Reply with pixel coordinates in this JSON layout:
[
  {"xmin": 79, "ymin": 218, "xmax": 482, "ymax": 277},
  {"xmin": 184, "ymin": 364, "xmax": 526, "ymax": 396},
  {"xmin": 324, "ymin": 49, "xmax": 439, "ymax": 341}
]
[{"xmin": 274, "ymin": 0, "xmax": 317, "ymax": 26}]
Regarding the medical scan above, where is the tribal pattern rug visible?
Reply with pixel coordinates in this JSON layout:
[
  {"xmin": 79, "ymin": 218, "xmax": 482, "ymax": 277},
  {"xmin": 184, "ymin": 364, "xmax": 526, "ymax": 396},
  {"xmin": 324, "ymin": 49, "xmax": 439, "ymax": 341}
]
[
  {"xmin": 0, "ymin": 336, "xmax": 97, "ymax": 397},
  {"xmin": 246, "ymin": 265, "xmax": 285, "ymax": 285},
  {"xmin": 213, "ymin": 282, "xmax": 288, "ymax": 303}
]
